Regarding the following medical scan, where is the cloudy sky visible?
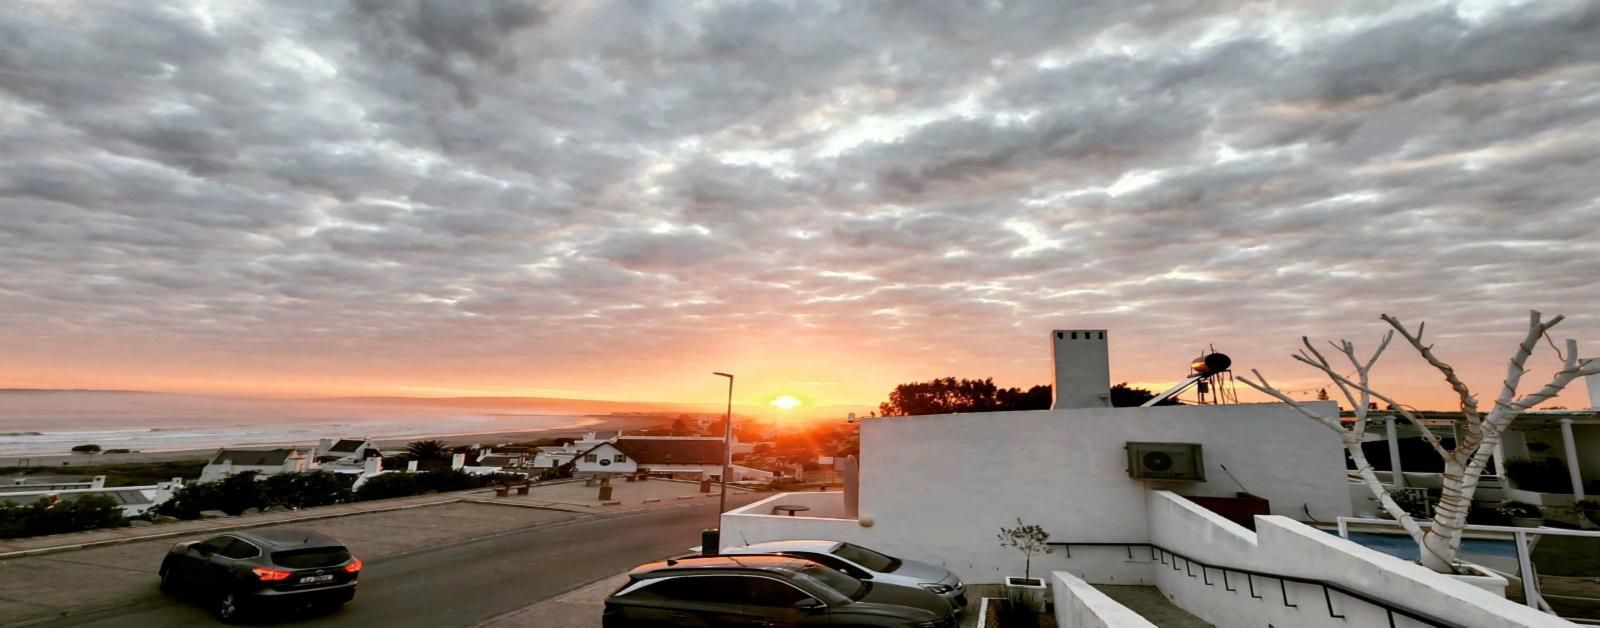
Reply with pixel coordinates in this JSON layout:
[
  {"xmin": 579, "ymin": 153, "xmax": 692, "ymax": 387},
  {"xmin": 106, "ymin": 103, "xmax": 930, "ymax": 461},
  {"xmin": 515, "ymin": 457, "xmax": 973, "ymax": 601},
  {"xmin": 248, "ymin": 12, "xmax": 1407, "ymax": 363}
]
[{"xmin": 2, "ymin": 0, "xmax": 1597, "ymax": 411}]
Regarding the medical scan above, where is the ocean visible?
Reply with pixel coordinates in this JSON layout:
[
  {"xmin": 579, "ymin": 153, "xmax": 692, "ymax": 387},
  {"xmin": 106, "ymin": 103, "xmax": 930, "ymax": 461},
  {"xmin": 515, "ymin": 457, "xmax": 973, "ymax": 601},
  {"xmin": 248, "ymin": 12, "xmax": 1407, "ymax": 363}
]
[{"xmin": 0, "ymin": 391, "xmax": 597, "ymax": 457}]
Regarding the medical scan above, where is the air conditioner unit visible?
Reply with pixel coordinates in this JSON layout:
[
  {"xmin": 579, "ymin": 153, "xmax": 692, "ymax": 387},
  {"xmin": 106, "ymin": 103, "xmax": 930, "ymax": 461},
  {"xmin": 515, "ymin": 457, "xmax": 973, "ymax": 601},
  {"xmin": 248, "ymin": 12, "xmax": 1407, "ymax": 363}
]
[{"xmin": 1126, "ymin": 442, "xmax": 1205, "ymax": 481}]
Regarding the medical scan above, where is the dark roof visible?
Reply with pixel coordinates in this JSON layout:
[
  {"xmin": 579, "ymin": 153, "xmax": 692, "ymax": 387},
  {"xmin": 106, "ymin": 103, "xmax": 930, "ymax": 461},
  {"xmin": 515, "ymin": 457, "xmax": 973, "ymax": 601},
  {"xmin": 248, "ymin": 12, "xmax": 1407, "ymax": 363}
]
[
  {"xmin": 493, "ymin": 446, "xmax": 532, "ymax": 454},
  {"xmin": 629, "ymin": 555, "xmax": 806, "ymax": 578},
  {"xmin": 613, "ymin": 439, "xmax": 724, "ymax": 465},
  {"xmin": 211, "ymin": 448, "xmax": 297, "ymax": 466},
  {"xmin": 477, "ymin": 455, "xmax": 515, "ymax": 467},
  {"xmin": 236, "ymin": 527, "xmax": 343, "ymax": 549},
  {"xmin": 328, "ymin": 439, "xmax": 366, "ymax": 453}
]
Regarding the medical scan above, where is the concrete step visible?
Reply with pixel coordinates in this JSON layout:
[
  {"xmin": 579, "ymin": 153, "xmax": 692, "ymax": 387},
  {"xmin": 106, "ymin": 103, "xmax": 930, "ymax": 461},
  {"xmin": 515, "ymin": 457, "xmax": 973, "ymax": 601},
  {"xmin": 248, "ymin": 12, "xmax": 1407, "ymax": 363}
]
[{"xmin": 1093, "ymin": 585, "xmax": 1212, "ymax": 628}]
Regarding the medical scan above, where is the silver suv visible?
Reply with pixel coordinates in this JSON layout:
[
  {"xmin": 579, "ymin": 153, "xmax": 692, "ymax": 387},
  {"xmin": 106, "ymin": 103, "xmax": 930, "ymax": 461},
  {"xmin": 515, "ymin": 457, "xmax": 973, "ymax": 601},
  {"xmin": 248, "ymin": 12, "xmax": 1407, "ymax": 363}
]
[{"xmin": 721, "ymin": 540, "xmax": 967, "ymax": 613}]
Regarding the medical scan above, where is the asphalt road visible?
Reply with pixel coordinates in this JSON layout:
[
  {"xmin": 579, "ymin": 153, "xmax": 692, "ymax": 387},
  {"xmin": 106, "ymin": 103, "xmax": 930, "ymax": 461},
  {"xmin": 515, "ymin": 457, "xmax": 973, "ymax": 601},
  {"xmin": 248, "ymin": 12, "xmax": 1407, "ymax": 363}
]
[{"xmin": 23, "ymin": 496, "xmax": 761, "ymax": 628}]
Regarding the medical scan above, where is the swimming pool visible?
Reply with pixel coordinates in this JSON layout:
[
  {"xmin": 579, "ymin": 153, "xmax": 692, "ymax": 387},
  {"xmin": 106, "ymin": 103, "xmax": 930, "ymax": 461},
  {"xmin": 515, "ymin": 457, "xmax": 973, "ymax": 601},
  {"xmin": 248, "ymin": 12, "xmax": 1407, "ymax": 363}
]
[{"xmin": 1332, "ymin": 530, "xmax": 1518, "ymax": 561}]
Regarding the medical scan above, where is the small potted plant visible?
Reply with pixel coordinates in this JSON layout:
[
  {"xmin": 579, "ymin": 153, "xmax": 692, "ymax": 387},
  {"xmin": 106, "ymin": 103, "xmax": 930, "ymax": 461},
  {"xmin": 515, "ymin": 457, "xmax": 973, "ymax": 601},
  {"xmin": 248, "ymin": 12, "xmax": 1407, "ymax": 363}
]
[
  {"xmin": 1497, "ymin": 501, "xmax": 1544, "ymax": 527},
  {"xmin": 998, "ymin": 518, "xmax": 1052, "ymax": 612}
]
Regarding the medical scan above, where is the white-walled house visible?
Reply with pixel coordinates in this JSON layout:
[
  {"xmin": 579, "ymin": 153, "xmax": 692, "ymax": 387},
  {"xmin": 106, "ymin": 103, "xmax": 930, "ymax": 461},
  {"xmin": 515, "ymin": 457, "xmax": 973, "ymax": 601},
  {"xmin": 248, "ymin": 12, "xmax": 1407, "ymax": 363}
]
[
  {"xmin": 573, "ymin": 442, "xmax": 638, "ymax": 475},
  {"xmin": 314, "ymin": 438, "xmax": 377, "ymax": 467},
  {"xmin": 0, "ymin": 477, "xmax": 184, "ymax": 517},
  {"xmin": 722, "ymin": 328, "xmax": 1567, "ymax": 627},
  {"xmin": 199, "ymin": 448, "xmax": 311, "ymax": 483}
]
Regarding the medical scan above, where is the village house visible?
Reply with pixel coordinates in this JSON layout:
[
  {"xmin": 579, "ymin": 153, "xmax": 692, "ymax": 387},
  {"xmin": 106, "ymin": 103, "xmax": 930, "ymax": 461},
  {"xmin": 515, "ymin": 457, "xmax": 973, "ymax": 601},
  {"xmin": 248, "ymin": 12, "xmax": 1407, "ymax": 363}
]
[
  {"xmin": 313, "ymin": 438, "xmax": 377, "ymax": 467},
  {"xmin": 198, "ymin": 447, "xmax": 312, "ymax": 483},
  {"xmin": 0, "ymin": 476, "xmax": 184, "ymax": 517}
]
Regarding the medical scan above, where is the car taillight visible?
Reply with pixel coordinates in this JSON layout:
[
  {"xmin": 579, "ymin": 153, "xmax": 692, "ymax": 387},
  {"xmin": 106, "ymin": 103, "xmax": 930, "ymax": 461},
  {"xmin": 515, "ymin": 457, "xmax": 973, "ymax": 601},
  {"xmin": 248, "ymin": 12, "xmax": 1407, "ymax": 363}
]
[
  {"xmin": 344, "ymin": 558, "xmax": 363, "ymax": 574},
  {"xmin": 252, "ymin": 567, "xmax": 292, "ymax": 582}
]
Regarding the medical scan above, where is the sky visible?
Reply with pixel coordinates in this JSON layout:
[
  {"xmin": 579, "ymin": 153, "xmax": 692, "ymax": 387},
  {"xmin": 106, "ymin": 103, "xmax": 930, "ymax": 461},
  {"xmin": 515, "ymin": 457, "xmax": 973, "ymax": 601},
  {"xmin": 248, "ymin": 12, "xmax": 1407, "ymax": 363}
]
[{"xmin": 1, "ymin": 0, "xmax": 1598, "ymax": 413}]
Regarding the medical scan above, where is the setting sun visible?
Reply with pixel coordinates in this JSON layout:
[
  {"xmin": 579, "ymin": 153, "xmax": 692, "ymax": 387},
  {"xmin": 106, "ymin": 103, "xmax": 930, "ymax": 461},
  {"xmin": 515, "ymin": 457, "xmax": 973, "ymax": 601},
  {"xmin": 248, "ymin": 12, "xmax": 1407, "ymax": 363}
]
[{"xmin": 769, "ymin": 395, "xmax": 803, "ymax": 410}]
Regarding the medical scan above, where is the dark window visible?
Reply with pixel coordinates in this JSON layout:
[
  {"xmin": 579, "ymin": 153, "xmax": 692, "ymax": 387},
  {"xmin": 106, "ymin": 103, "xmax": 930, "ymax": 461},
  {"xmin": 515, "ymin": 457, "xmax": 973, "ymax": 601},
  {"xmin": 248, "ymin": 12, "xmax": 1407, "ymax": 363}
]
[
  {"xmin": 199, "ymin": 536, "xmax": 233, "ymax": 555},
  {"xmin": 793, "ymin": 563, "xmax": 863, "ymax": 598},
  {"xmin": 585, "ymin": 454, "xmax": 598, "ymax": 463},
  {"xmin": 272, "ymin": 546, "xmax": 352, "ymax": 569},
  {"xmin": 645, "ymin": 576, "xmax": 745, "ymax": 603},
  {"xmin": 614, "ymin": 454, "xmax": 626, "ymax": 463},
  {"xmin": 745, "ymin": 577, "xmax": 811, "ymax": 607},
  {"xmin": 833, "ymin": 543, "xmax": 898, "ymax": 572},
  {"xmin": 220, "ymin": 539, "xmax": 259, "ymax": 559}
]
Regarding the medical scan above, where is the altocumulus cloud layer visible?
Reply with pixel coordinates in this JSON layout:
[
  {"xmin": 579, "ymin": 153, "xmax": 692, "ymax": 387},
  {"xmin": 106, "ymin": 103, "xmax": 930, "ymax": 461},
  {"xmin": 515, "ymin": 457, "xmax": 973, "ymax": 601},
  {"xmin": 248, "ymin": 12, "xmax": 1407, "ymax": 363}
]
[{"xmin": 1, "ymin": 0, "xmax": 1598, "ymax": 404}]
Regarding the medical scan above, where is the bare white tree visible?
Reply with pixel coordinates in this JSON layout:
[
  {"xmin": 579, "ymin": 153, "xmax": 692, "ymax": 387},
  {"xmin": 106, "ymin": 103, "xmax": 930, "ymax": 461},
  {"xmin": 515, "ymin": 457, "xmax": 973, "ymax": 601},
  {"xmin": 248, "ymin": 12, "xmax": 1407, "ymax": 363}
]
[{"xmin": 1238, "ymin": 310, "xmax": 1599, "ymax": 573}]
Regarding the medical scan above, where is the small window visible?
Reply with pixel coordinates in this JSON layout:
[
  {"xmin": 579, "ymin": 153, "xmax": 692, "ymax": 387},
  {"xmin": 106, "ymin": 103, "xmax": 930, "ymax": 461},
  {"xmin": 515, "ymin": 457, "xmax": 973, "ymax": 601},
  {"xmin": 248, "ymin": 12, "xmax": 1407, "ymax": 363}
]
[
  {"xmin": 1098, "ymin": 331, "xmax": 1105, "ymax": 340},
  {"xmin": 221, "ymin": 539, "xmax": 260, "ymax": 560},
  {"xmin": 584, "ymin": 454, "xmax": 598, "ymax": 463},
  {"xmin": 199, "ymin": 536, "xmax": 233, "ymax": 555},
  {"xmin": 614, "ymin": 454, "xmax": 627, "ymax": 463},
  {"xmin": 1071, "ymin": 332, "xmax": 1078, "ymax": 339}
]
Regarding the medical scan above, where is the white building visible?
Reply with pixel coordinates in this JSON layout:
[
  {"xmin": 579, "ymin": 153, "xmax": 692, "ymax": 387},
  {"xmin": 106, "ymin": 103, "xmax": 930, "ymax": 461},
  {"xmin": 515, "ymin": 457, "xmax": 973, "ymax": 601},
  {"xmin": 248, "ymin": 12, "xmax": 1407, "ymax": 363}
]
[
  {"xmin": 0, "ymin": 477, "xmax": 183, "ymax": 517},
  {"xmin": 722, "ymin": 329, "xmax": 1565, "ymax": 627},
  {"xmin": 199, "ymin": 448, "xmax": 311, "ymax": 483},
  {"xmin": 313, "ymin": 438, "xmax": 377, "ymax": 467}
]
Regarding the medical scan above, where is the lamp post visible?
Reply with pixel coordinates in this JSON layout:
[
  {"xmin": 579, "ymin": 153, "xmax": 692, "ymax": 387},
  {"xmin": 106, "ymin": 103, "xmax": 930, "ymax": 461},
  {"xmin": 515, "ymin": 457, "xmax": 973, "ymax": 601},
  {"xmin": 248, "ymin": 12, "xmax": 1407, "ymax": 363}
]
[{"xmin": 712, "ymin": 372, "xmax": 734, "ymax": 516}]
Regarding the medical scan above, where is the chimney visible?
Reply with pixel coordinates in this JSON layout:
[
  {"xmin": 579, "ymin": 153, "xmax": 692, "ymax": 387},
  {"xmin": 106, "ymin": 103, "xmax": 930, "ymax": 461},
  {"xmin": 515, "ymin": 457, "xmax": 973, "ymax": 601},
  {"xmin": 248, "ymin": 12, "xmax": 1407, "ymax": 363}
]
[
  {"xmin": 406, "ymin": 460, "xmax": 419, "ymax": 473},
  {"xmin": 451, "ymin": 453, "xmax": 466, "ymax": 470},
  {"xmin": 363, "ymin": 457, "xmax": 382, "ymax": 476},
  {"xmin": 1586, "ymin": 358, "xmax": 1599, "ymax": 410},
  {"xmin": 91, "ymin": 475, "xmax": 106, "ymax": 489},
  {"xmin": 1051, "ymin": 329, "xmax": 1112, "ymax": 409}
]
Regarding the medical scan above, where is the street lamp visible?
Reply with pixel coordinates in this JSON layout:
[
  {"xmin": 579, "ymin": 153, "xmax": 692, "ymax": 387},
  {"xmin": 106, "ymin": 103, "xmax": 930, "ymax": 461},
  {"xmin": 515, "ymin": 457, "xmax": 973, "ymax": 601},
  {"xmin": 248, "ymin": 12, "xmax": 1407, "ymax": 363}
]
[{"xmin": 712, "ymin": 372, "xmax": 734, "ymax": 516}]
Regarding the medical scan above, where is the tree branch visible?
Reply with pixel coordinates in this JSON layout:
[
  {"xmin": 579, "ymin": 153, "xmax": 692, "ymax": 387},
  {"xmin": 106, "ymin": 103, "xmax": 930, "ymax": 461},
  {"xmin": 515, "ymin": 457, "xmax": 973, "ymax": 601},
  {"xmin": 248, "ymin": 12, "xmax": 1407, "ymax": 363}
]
[{"xmin": 1380, "ymin": 313, "xmax": 1479, "ymax": 425}]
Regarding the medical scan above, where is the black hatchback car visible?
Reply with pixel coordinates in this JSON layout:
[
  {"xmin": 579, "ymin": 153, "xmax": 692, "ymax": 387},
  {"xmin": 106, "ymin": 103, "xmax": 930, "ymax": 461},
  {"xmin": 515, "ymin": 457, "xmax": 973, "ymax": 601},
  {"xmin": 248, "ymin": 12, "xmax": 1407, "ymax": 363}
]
[
  {"xmin": 603, "ymin": 555, "xmax": 955, "ymax": 627},
  {"xmin": 159, "ymin": 528, "xmax": 361, "ymax": 622}
]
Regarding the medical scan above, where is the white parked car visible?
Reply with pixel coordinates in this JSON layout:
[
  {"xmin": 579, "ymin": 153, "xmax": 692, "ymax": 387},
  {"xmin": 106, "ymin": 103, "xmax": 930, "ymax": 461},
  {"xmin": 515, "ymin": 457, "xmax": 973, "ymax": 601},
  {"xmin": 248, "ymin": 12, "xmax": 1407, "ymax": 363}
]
[{"xmin": 721, "ymin": 540, "xmax": 967, "ymax": 613}]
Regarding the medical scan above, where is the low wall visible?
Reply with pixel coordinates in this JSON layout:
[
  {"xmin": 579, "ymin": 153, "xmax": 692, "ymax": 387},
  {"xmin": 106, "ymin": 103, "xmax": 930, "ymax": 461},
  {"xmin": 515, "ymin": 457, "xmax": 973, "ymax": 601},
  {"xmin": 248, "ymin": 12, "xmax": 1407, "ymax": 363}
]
[
  {"xmin": 1053, "ymin": 571, "xmax": 1157, "ymax": 628},
  {"xmin": 721, "ymin": 493, "xmax": 870, "ymax": 549},
  {"xmin": 1146, "ymin": 491, "xmax": 1566, "ymax": 628}
]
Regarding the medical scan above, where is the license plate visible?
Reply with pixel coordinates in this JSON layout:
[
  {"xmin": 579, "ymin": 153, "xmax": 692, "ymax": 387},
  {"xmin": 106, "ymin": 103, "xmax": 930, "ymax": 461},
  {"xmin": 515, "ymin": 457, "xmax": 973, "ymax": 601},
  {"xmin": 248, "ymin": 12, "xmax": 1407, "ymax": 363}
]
[{"xmin": 299, "ymin": 575, "xmax": 334, "ymax": 584}]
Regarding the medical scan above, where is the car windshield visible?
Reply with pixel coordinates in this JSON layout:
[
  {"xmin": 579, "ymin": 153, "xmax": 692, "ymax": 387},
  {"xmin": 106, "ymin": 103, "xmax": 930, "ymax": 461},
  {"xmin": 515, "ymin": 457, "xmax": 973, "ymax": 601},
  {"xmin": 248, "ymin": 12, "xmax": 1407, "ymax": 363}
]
[
  {"xmin": 832, "ymin": 543, "xmax": 900, "ymax": 573},
  {"xmin": 793, "ymin": 563, "xmax": 864, "ymax": 599}
]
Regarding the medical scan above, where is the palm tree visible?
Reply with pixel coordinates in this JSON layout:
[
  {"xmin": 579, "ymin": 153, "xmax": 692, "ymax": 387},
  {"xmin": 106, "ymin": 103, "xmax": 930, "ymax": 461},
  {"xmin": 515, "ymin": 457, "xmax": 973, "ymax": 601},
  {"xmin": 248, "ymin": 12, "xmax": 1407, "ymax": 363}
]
[{"xmin": 404, "ymin": 439, "xmax": 450, "ymax": 462}]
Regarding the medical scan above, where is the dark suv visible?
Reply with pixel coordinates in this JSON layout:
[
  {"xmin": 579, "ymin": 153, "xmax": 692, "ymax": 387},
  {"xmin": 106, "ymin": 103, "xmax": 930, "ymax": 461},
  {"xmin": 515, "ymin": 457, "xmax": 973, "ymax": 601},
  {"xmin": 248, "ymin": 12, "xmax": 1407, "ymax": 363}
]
[
  {"xmin": 159, "ymin": 528, "xmax": 360, "ymax": 622},
  {"xmin": 603, "ymin": 555, "xmax": 955, "ymax": 627}
]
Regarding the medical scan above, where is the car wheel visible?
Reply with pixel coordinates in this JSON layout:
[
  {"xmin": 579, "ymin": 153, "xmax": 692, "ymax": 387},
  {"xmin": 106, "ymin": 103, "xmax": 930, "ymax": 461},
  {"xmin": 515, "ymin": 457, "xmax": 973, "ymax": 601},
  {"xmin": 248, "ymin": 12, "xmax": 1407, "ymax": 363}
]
[{"xmin": 215, "ymin": 592, "xmax": 245, "ymax": 623}]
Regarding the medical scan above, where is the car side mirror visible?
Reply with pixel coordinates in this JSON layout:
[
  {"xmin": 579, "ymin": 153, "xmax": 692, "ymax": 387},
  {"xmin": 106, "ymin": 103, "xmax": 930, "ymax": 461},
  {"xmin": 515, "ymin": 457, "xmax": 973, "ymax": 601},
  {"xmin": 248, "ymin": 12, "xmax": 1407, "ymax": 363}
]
[{"xmin": 794, "ymin": 598, "xmax": 824, "ymax": 611}]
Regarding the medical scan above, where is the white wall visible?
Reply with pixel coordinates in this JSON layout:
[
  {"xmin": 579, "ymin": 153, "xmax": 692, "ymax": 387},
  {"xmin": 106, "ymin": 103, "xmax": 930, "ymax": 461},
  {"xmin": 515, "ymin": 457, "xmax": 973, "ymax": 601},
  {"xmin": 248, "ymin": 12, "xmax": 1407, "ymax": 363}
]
[
  {"xmin": 1146, "ymin": 490, "xmax": 1565, "ymax": 628},
  {"xmin": 1052, "ymin": 571, "xmax": 1157, "ymax": 628},
  {"xmin": 1052, "ymin": 329, "xmax": 1111, "ymax": 409},
  {"xmin": 724, "ymin": 403, "xmax": 1350, "ymax": 584},
  {"xmin": 854, "ymin": 402, "xmax": 1351, "ymax": 583}
]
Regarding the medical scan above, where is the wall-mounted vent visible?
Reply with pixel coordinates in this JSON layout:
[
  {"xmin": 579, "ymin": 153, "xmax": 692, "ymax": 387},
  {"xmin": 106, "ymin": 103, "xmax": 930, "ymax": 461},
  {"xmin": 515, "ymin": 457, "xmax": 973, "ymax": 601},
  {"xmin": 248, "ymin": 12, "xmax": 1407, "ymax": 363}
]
[{"xmin": 1126, "ymin": 442, "xmax": 1205, "ymax": 481}]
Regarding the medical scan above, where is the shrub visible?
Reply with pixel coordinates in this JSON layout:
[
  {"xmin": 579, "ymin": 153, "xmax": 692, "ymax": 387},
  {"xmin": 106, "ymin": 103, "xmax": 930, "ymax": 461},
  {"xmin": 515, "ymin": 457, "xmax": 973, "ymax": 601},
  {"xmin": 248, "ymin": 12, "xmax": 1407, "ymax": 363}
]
[
  {"xmin": 0, "ymin": 494, "xmax": 127, "ymax": 539},
  {"xmin": 1385, "ymin": 490, "xmax": 1431, "ymax": 518},
  {"xmin": 1497, "ymin": 501, "xmax": 1542, "ymax": 519},
  {"xmin": 353, "ymin": 473, "xmax": 420, "ymax": 501},
  {"xmin": 261, "ymin": 471, "xmax": 351, "ymax": 509}
]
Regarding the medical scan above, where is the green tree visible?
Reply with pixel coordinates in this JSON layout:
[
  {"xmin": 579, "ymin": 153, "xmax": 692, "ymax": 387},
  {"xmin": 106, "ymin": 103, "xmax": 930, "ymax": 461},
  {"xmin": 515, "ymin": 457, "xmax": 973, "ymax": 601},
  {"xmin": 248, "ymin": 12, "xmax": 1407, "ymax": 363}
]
[
  {"xmin": 878, "ymin": 378, "xmax": 1052, "ymax": 416},
  {"xmin": 404, "ymin": 440, "xmax": 450, "ymax": 462},
  {"xmin": 1109, "ymin": 383, "xmax": 1180, "ymax": 407}
]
